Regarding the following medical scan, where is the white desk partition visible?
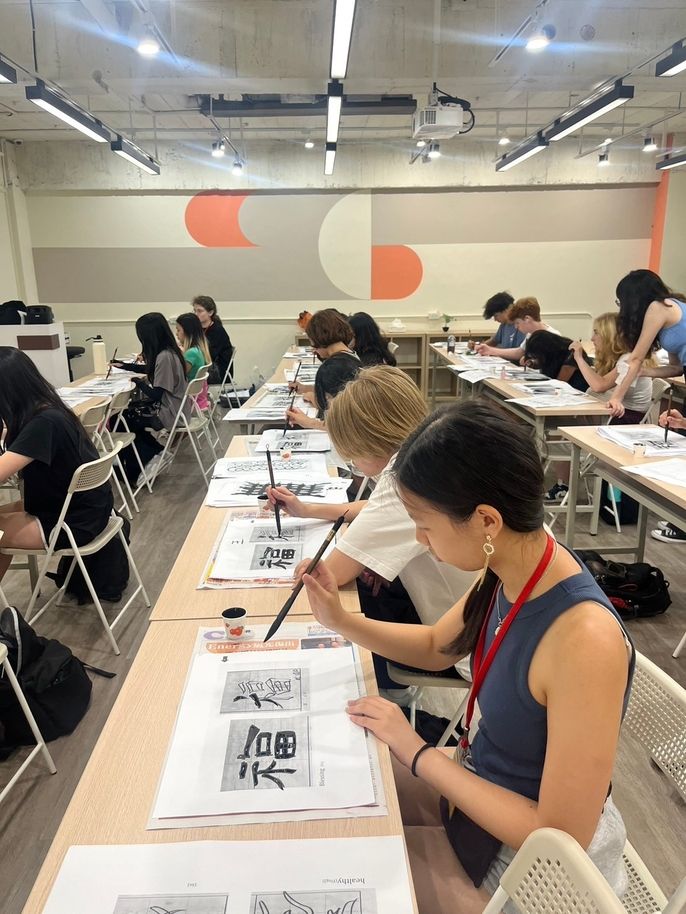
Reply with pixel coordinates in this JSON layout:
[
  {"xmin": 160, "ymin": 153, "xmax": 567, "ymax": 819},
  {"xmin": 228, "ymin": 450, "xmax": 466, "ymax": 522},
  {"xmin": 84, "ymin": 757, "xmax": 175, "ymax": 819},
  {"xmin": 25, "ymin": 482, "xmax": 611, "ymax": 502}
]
[{"xmin": 0, "ymin": 321, "xmax": 70, "ymax": 387}]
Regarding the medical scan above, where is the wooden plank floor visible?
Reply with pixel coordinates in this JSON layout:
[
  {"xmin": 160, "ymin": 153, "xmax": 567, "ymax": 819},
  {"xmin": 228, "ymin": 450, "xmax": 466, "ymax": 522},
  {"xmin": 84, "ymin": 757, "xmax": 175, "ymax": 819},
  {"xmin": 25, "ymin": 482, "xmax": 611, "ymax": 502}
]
[{"xmin": 0, "ymin": 431, "xmax": 684, "ymax": 913}]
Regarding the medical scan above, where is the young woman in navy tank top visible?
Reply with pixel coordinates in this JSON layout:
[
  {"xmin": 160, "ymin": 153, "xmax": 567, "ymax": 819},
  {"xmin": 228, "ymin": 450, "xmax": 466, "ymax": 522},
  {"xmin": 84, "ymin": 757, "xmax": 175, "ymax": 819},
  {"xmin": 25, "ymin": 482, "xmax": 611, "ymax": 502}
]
[{"xmin": 302, "ymin": 400, "xmax": 635, "ymax": 914}]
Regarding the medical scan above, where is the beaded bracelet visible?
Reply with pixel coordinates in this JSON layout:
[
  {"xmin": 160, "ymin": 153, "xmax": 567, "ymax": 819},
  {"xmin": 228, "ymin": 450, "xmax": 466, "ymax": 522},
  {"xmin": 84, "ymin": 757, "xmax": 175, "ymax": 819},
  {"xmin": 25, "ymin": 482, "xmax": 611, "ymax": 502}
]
[{"xmin": 410, "ymin": 742, "xmax": 434, "ymax": 777}]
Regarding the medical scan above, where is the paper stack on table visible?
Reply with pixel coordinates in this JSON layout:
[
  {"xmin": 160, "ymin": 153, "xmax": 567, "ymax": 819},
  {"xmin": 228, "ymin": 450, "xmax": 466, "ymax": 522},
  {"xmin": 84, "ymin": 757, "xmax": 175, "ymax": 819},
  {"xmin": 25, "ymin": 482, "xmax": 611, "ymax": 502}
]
[
  {"xmin": 285, "ymin": 365, "xmax": 319, "ymax": 384},
  {"xmin": 622, "ymin": 457, "xmax": 686, "ymax": 488},
  {"xmin": 224, "ymin": 404, "xmax": 317, "ymax": 423},
  {"xmin": 41, "ymin": 836, "xmax": 413, "ymax": 913},
  {"xmin": 213, "ymin": 454, "xmax": 329, "ymax": 478},
  {"xmin": 206, "ymin": 474, "xmax": 351, "ymax": 507},
  {"xmin": 256, "ymin": 428, "xmax": 331, "ymax": 453},
  {"xmin": 57, "ymin": 389, "xmax": 98, "ymax": 408},
  {"xmin": 597, "ymin": 425, "xmax": 686, "ymax": 458},
  {"xmin": 506, "ymin": 381, "xmax": 597, "ymax": 408}
]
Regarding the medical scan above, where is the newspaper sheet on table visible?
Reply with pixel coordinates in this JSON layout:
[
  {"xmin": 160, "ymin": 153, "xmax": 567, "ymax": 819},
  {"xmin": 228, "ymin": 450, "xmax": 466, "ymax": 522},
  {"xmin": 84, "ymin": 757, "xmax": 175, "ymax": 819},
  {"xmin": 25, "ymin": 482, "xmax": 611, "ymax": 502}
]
[
  {"xmin": 41, "ymin": 836, "xmax": 414, "ymax": 914},
  {"xmin": 256, "ymin": 428, "xmax": 331, "ymax": 453},
  {"xmin": 205, "ymin": 475, "xmax": 351, "ymax": 507},
  {"xmin": 597, "ymin": 425, "xmax": 686, "ymax": 458},
  {"xmin": 57, "ymin": 389, "xmax": 97, "ymax": 408},
  {"xmin": 148, "ymin": 622, "xmax": 386, "ymax": 829},
  {"xmin": 285, "ymin": 366, "xmax": 319, "ymax": 384},
  {"xmin": 151, "ymin": 636, "xmax": 375, "ymax": 819},
  {"xmin": 621, "ymin": 457, "xmax": 686, "ymax": 489},
  {"xmin": 71, "ymin": 377, "xmax": 133, "ymax": 395},
  {"xmin": 224, "ymin": 405, "xmax": 317, "ymax": 423},
  {"xmin": 212, "ymin": 454, "xmax": 329, "ymax": 479}
]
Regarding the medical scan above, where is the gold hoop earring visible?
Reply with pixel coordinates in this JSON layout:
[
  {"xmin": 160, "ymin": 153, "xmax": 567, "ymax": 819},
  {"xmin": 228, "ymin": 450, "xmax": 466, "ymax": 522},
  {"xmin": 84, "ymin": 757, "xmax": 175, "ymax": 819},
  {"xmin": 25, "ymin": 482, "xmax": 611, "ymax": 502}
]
[{"xmin": 477, "ymin": 535, "xmax": 495, "ymax": 589}]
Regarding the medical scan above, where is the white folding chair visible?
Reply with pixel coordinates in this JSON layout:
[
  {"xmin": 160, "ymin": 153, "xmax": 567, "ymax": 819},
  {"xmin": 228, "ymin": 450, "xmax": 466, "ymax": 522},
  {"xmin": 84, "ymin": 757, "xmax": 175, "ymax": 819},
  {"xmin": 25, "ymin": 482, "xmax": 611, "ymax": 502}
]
[
  {"xmin": 80, "ymin": 401, "xmax": 133, "ymax": 521},
  {"xmin": 0, "ymin": 444, "xmax": 151, "ymax": 655},
  {"xmin": 386, "ymin": 662, "xmax": 470, "ymax": 746},
  {"xmin": 0, "ymin": 641, "xmax": 57, "ymax": 805},
  {"xmin": 102, "ymin": 385, "xmax": 148, "ymax": 503},
  {"xmin": 147, "ymin": 370, "xmax": 219, "ymax": 490},
  {"xmin": 217, "ymin": 347, "xmax": 239, "ymax": 402},
  {"xmin": 642, "ymin": 379, "xmax": 672, "ymax": 426}
]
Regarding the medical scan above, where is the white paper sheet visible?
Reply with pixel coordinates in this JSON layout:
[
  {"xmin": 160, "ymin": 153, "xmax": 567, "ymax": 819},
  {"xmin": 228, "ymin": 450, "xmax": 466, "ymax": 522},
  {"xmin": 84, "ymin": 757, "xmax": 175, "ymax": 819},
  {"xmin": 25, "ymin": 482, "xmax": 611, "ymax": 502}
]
[
  {"xmin": 205, "ymin": 475, "xmax": 351, "ymax": 507},
  {"xmin": 42, "ymin": 836, "xmax": 414, "ymax": 914},
  {"xmin": 224, "ymin": 405, "xmax": 317, "ymax": 423},
  {"xmin": 71, "ymin": 377, "xmax": 133, "ymax": 395},
  {"xmin": 152, "ymin": 647, "xmax": 375, "ymax": 819},
  {"xmin": 256, "ymin": 429, "xmax": 331, "ymax": 453},
  {"xmin": 283, "ymin": 346, "xmax": 313, "ymax": 357},
  {"xmin": 285, "ymin": 366, "xmax": 319, "ymax": 383},
  {"xmin": 508, "ymin": 379, "xmax": 572, "ymax": 394},
  {"xmin": 597, "ymin": 425, "xmax": 686, "ymax": 458},
  {"xmin": 506, "ymin": 392, "xmax": 597, "ymax": 408},
  {"xmin": 209, "ymin": 514, "xmax": 334, "ymax": 581},
  {"xmin": 56, "ymin": 389, "xmax": 95, "ymax": 407},
  {"xmin": 213, "ymin": 454, "xmax": 328, "ymax": 478},
  {"xmin": 622, "ymin": 457, "xmax": 686, "ymax": 488}
]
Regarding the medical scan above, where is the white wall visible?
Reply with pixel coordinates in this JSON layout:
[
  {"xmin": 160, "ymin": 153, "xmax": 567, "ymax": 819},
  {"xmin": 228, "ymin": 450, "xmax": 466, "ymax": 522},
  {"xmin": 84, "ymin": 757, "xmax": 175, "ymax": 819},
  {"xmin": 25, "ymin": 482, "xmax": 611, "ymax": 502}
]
[{"xmin": 660, "ymin": 171, "xmax": 686, "ymax": 292}]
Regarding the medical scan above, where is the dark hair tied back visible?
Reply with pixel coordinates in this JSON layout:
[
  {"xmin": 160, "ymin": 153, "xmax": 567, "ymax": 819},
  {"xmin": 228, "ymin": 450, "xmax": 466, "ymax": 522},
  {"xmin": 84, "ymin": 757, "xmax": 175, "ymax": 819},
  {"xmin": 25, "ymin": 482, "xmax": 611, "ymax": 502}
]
[
  {"xmin": 615, "ymin": 270, "xmax": 676, "ymax": 351},
  {"xmin": 393, "ymin": 400, "xmax": 545, "ymax": 656}
]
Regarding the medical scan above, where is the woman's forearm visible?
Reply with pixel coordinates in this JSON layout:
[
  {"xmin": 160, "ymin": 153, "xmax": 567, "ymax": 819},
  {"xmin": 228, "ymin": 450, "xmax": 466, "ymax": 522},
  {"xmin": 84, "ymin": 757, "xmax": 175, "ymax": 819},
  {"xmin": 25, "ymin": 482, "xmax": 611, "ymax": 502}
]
[
  {"xmin": 640, "ymin": 364, "xmax": 684, "ymax": 379},
  {"xmin": 574, "ymin": 359, "xmax": 614, "ymax": 392}
]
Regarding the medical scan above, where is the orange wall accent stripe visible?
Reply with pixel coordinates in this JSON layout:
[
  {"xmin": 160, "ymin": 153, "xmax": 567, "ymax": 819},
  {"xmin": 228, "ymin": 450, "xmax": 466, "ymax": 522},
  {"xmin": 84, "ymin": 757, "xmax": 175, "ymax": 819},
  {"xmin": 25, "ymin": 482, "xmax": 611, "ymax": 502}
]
[
  {"xmin": 371, "ymin": 245, "xmax": 423, "ymax": 300},
  {"xmin": 649, "ymin": 133, "xmax": 673, "ymax": 272}
]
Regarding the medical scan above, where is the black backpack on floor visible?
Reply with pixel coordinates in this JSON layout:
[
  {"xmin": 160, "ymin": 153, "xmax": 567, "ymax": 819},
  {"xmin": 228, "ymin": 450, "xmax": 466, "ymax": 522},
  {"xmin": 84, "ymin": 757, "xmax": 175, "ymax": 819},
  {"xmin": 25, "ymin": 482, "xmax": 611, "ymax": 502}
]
[
  {"xmin": 0, "ymin": 607, "xmax": 113, "ymax": 758},
  {"xmin": 575, "ymin": 550, "xmax": 671, "ymax": 620}
]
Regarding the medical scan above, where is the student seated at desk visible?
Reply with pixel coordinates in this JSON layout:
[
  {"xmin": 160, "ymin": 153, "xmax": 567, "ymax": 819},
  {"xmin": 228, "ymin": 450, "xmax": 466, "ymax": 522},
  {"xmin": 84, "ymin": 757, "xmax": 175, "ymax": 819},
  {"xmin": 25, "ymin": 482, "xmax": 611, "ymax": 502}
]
[
  {"xmin": 567, "ymin": 312, "xmax": 653, "ymax": 424},
  {"xmin": 192, "ymin": 295, "xmax": 234, "ymax": 386},
  {"xmin": 524, "ymin": 330, "xmax": 589, "ymax": 392},
  {"xmin": 176, "ymin": 312, "xmax": 210, "ymax": 411},
  {"xmin": 302, "ymin": 401, "xmax": 634, "ymax": 914},
  {"xmin": 287, "ymin": 309, "xmax": 360, "ymax": 431},
  {"xmin": 114, "ymin": 313, "xmax": 191, "ymax": 485},
  {"xmin": 481, "ymin": 292, "xmax": 526, "ymax": 354},
  {"xmin": 0, "ymin": 347, "xmax": 113, "ymax": 581},
  {"xmin": 476, "ymin": 296, "xmax": 559, "ymax": 361},
  {"xmin": 270, "ymin": 366, "xmax": 474, "ymax": 693},
  {"xmin": 651, "ymin": 406, "xmax": 686, "ymax": 544},
  {"xmin": 349, "ymin": 312, "xmax": 397, "ymax": 367}
]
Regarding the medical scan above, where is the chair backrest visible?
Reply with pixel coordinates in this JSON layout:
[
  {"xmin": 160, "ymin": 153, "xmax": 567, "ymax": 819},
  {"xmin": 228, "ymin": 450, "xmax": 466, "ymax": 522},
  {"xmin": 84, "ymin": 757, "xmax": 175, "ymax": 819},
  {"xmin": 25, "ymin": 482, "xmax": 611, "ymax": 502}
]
[
  {"xmin": 68, "ymin": 441, "xmax": 122, "ymax": 494},
  {"xmin": 79, "ymin": 400, "xmax": 110, "ymax": 440},
  {"xmin": 483, "ymin": 828, "xmax": 625, "ymax": 914},
  {"xmin": 105, "ymin": 385, "xmax": 134, "ymax": 418},
  {"xmin": 641, "ymin": 378, "xmax": 672, "ymax": 424},
  {"xmin": 186, "ymin": 372, "xmax": 208, "ymax": 400},
  {"xmin": 623, "ymin": 650, "xmax": 686, "ymax": 800}
]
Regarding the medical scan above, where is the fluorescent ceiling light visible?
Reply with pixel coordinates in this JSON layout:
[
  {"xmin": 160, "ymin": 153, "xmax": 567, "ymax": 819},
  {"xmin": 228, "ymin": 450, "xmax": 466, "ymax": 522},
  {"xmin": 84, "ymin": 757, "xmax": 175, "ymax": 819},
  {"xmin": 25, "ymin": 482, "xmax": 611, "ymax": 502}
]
[
  {"xmin": 326, "ymin": 81, "xmax": 343, "ymax": 144},
  {"xmin": 232, "ymin": 159, "xmax": 243, "ymax": 176},
  {"xmin": 211, "ymin": 140, "xmax": 225, "ymax": 158},
  {"xmin": 0, "ymin": 56, "xmax": 17, "ymax": 84},
  {"xmin": 324, "ymin": 141, "xmax": 337, "ymax": 176},
  {"xmin": 546, "ymin": 81, "xmax": 634, "ymax": 142},
  {"xmin": 496, "ymin": 132, "xmax": 548, "ymax": 171},
  {"xmin": 111, "ymin": 135, "xmax": 160, "ymax": 175},
  {"xmin": 643, "ymin": 136, "xmax": 658, "ymax": 152},
  {"xmin": 25, "ymin": 82, "xmax": 110, "ymax": 143},
  {"xmin": 330, "ymin": 0, "xmax": 357, "ymax": 79},
  {"xmin": 656, "ymin": 151, "xmax": 686, "ymax": 171},
  {"xmin": 601, "ymin": 137, "xmax": 612, "ymax": 146},
  {"xmin": 655, "ymin": 41, "xmax": 686, "ymax": 77},
  {"xmin": 498, "ymin": 136, "xmax": 511, "ymax": 146}
]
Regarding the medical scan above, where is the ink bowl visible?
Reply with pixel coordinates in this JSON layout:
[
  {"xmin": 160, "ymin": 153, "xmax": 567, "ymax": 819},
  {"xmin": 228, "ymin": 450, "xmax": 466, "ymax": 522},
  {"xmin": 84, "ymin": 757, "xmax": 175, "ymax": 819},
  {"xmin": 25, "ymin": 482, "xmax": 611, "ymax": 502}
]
[{"xmin": 222, "ymin": 607, "xmax": 254, "ymax": 642}]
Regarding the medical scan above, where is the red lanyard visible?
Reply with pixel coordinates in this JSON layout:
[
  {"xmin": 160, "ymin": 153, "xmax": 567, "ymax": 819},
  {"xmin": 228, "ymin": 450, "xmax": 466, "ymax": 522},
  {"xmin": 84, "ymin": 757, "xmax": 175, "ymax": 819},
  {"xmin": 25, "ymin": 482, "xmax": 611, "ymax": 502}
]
[{"xmin": 461, "ymin": 534, "xmax": 556, "ymax": 750}]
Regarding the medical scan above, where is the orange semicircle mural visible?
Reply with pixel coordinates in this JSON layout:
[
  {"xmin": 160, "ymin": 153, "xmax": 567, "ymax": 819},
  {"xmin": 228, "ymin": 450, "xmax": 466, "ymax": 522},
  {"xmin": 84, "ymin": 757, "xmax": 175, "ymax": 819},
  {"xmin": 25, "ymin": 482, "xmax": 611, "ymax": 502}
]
[
  {"xmin": 185, "ymin": 193, "xmax": 256, "ymax": 248},
  {"xmin": 371, "ymin": 245, "xmax": 423, "ymax": 300}
]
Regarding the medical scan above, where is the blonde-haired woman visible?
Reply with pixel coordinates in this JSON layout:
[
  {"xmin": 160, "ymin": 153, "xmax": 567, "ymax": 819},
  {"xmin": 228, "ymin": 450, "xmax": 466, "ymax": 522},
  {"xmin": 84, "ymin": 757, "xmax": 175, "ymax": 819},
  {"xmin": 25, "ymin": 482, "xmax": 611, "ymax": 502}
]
[
  {"xmin": 568, "ymin": 312, "xmax": 652, "ymax": 424},
  {"xmin": 269, "ymin": 366, "xmax": 474, "ymax": 688}
]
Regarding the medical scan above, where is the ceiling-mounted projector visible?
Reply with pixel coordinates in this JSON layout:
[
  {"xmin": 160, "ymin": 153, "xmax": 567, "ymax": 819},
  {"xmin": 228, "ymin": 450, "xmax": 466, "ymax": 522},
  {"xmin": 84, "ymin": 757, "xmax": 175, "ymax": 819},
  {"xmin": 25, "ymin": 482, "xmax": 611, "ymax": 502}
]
[{"xmin": 411, "ymin": 83, "xmax": 475, "ymax": 140}]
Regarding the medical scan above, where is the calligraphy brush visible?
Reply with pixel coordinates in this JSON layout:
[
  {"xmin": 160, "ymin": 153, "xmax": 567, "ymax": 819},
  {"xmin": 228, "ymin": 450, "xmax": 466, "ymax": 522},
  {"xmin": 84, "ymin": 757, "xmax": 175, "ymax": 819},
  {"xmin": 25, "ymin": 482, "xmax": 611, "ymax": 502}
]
[
  {"xmin": 282, "ymin": 390, "xmax": 297, "ymax": 436},
  {"xmin": 265, "ymin": 446, "xmax": 282, "ymax": 536},
  {"xmin": 664, "ymin": 387, "xmax": 673, "ymax": 445},
  {"xmin": 264, "ymin": 513, "xmax": 347, "ymax": 642},
  {"xmin": 105, "ymin": 347, "xmax": 118, "ymax": 381}
]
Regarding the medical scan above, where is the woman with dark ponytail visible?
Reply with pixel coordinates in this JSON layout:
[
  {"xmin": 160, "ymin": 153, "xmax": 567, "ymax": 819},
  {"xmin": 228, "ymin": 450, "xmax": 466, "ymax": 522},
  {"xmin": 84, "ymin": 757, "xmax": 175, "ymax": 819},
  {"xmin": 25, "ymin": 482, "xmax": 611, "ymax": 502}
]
[{"xmin": 302, "ymin": 400, "xmax": 634, "ymax": 913}]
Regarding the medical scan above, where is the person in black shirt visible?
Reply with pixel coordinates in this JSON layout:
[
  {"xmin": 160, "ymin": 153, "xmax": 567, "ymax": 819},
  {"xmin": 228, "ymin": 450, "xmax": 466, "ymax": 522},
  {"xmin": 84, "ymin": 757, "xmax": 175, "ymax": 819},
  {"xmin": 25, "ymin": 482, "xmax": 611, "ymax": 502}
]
[
  {"xmin": 523, "ymin": 330, "xmax": 590, "ymax": 392},
  {"xmin": 286, "ymin": 309, "xmax": 360, "ymax": 430},
  {"xmin": 0, "ymin": 347, "xmax": 113, "ymax": 580},
  {"xmin": 349, "ymin": 312, "xmax": 397, "ymax": 367},
  {"xmin": 192, "ymin": 295, "xmax": 234, "ymax": 385}
]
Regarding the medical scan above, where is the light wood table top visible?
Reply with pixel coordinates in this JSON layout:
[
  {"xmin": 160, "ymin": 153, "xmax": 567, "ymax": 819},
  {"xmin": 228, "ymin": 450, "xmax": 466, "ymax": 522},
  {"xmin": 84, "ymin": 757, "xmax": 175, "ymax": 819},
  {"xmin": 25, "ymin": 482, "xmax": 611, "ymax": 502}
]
[
  {"xmin": 557, "ymin": 425, "xmax": 686, "ymax": 512},
  {"xmin": 66, "ymin": 370, "xmax": 142, "ymax": 418},
  {"xmin": 483, "ymin": 377, "xmax": 611, "ymax": 417},
  {"xmin": 149, "ymin": 434, "xmax": 358, "ymax": 621},
  {"xmin": 20, "ymin": 616, "xmax": 412, "ymax": 914}
]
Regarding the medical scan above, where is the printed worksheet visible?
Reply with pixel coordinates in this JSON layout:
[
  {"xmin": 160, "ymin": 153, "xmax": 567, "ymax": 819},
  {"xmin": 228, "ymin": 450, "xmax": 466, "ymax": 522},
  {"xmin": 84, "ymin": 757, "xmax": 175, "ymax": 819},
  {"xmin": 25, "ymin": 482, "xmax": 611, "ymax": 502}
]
[
  {"xmin": 598, "ymin": 425, "xmax": 686, "ymax": 458},
  {"xmin": 41, "ymin": 837, "xmax": 415, "ymax": 914},
  {"xmin": 152, "ymin": 647, "xmax": 375, "ymax": 818},
  {"xmin": 255, "ymin": 429, "xmax": 331, "ymax": 453},
  {"xmin": 212, "ymin": 454, "xmax": 329, "ymax": 478},
  {"xmin": 206, "ymin": 475, "xmax": 351, "ymax": 507}
]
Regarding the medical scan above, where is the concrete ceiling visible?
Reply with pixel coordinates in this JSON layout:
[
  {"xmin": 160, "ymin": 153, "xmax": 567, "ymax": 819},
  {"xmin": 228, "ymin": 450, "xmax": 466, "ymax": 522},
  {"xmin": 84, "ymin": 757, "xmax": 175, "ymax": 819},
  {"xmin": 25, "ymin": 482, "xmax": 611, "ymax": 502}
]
[{"xmin": 0, "ymin": 0, "xmax": 685, "ymax": 157}]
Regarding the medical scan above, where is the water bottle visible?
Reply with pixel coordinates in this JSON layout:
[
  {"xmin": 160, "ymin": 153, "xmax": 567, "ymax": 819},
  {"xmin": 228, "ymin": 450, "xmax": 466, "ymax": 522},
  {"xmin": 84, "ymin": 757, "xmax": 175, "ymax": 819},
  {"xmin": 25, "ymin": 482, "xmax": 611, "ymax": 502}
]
[
  {"xmin": 87, "ymin": 335, "xmax": 107, "ymax": 374},
  {"xmin": 447, "ymin": 334, "xmax": 456, "ymax": 354}
]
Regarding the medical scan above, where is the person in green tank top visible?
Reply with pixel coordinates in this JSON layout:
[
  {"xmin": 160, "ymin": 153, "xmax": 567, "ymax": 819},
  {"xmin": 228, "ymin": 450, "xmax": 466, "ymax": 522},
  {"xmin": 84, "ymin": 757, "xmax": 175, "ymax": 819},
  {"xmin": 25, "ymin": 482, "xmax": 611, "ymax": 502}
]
[{"xmin": 175, "ymin": 312, "xmax": 211, "ymax": 410}]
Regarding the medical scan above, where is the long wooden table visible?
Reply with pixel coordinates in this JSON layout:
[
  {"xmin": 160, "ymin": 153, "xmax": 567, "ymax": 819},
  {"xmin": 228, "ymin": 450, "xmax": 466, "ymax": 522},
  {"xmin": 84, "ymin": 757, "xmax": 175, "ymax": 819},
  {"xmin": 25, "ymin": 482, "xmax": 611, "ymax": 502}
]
[
  {"xmin": 149, "ymin": 433, "xmax": 358, "ymax": 621},
  {"xmin": 20, "ymin": 616, "xmax": 416, "ymax": 914}
]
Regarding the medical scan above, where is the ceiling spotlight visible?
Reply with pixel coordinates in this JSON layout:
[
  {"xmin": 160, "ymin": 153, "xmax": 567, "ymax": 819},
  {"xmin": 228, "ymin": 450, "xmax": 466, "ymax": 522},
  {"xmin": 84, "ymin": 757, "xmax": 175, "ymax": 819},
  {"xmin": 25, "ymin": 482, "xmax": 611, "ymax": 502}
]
[
  {"xmin": 304, "ymin": 138, "xmax": 315, "ymax": 149},
  {"xmin": 601, "ymin": 137, "xmax": 612, "ymax": 146},
  {"xmin": 643, "ymin": 136, "xmax": 658, "ymax": 152},
  {"xmin": 427, "ymin": 142, "xmax": 441, "ymax": 159},
  {"xmin": 498, "ymin": 136, "xmax": 511, "ymax": 146},
  {"xmin": 416, "ymin": 139, "xmax": 427, "ymax": 148},
  {"xmin": 137, "ymin": 28, "xmax": 160, "ymax": 57},
  {"xmin": 232, "ymin": 159, "xmax": 243, "ymax": 176},
  {"xmin": 211, "ymin": 140, "xmax": 225, "ymax": 158},
  {"xmin": 598, "ymin": 151, "xmax": 609, "ymax": 166},
  {"xmin": 526, "ymin": 24, "xmax": 556, "ymax": 52}
]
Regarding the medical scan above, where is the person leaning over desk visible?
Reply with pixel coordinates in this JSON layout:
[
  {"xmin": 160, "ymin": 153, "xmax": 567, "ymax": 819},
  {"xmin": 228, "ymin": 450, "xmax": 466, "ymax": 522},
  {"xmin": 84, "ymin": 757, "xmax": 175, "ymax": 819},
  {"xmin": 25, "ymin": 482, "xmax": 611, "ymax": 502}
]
[
  {"xmin": 301, "ymin": 400, "xmax": 634, "ymax": 914},
  {"xmin": 0, "ymin": 347, "xmax": 113, "ymax": 581},
  {"xmin": 480, "ymin": 291, "xmax": 526, "ymax": 354},
  {"xmin": 269, "ymin": 366, "xmax": 474, "ymax": 691}
]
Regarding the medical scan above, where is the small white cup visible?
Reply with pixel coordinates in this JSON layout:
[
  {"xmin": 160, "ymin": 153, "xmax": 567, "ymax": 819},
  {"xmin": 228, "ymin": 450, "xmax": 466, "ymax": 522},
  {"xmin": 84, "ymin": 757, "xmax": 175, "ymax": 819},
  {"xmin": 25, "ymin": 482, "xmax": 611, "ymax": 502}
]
[
  {"xmin": 633, "ymin": 444, "xmax": 646, "ymax": 459},
  {"xmin": 222, "ymin": 607, "xmax": 251, "ymax": 641}
]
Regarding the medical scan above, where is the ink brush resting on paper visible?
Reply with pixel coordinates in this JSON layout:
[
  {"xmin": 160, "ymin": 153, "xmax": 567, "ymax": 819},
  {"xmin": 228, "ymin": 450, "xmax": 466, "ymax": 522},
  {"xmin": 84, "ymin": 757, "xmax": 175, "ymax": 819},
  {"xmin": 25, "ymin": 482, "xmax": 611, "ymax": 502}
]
[
  {"xmin": 665, "ymin": 387, "xmax": 673, "ymax": 445},
  {"xmin": 265, "ymin": 447, "xmax": 282, "ymax": 536},
  {"xmin": 264, "ymin": 513, "xmax": 347, "ymax": 642}
]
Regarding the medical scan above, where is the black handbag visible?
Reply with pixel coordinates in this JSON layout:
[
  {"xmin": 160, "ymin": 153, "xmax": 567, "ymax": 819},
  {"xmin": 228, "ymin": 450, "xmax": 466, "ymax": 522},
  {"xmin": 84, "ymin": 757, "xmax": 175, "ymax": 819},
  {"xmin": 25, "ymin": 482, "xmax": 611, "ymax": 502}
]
[{"xmin": 124, "ymin": 399, "xmax": 163, "ymax": 431}]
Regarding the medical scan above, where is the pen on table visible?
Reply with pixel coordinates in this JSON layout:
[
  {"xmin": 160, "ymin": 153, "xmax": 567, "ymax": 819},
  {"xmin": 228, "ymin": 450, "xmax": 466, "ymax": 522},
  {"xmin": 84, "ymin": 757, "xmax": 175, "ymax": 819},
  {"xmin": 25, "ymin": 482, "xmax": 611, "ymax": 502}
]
[
  {"xmin": 664, "ymin": 387, "xmax": 672, "ymax": 445},
  {"xmin": 264, "ymin": 512, "xmax": 348, "ymax": 642},
  {"xmin": 265, "ymin": 446, "xmax": 282, "ymax": 536},
  {"xmin": 105, "ymin": 347, "xmax": 118, "ymax": 381}
]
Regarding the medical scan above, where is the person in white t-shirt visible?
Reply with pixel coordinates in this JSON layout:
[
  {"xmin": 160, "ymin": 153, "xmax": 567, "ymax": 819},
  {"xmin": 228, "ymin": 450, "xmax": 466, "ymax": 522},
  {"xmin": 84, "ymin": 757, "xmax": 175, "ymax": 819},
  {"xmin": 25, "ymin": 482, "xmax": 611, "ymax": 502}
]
[
  {"xmin": 476, "ymin": 296, "xmax": 560, "ymax": 361},
  {"xmin": 568, "ymin": 312, "xmax": 653, "ymax": 423},
  {"xmin": 268, "ymin": 366, "xmax": 475, "ymax": 687}
]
